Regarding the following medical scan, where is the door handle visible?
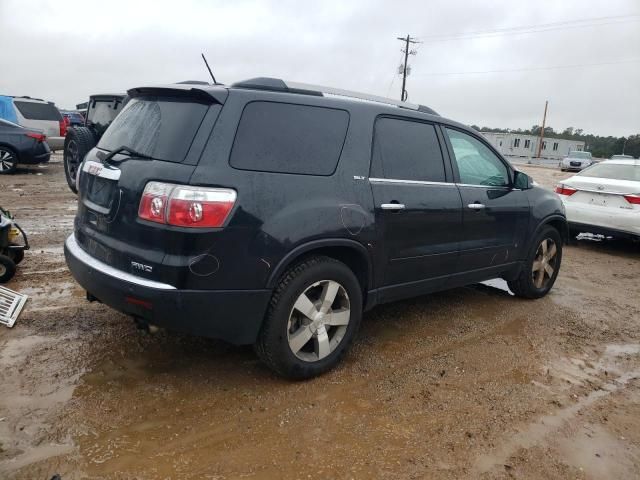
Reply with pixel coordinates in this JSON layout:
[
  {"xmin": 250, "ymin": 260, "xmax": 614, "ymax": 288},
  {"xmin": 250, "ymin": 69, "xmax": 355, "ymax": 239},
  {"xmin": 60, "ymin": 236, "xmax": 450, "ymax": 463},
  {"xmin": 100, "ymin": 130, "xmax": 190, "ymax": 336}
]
[
  {"xmin": 381, "ymin": 203, "xmax": 405, "ymax": 210},
  {"xmin": 467, "ymin": 203, "xmax": 486, "ymax": 210}
]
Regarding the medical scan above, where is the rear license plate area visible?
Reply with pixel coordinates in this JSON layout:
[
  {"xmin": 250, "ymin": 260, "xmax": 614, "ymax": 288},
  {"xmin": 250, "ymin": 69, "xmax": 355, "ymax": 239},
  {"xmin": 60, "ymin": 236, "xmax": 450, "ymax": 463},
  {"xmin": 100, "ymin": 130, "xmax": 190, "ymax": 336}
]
[
  {"xmin": 82, "ymin": 160, "xmax": 121, "ymax": 214},
  {"xmin": 587, "ymin": 193, "xmax": 608, "ymax": 206},
  {"xmin": 86, "ymin": 175, "xmax": 116, "ymax": 209}
]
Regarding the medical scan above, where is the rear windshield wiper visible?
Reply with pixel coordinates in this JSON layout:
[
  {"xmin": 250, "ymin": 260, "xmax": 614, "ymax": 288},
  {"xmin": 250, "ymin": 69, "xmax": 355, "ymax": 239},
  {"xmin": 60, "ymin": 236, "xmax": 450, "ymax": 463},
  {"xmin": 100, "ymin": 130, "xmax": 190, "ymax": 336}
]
[{"xmin": 103, "ymin": 145, "xmax": 154, "ymax": 164}]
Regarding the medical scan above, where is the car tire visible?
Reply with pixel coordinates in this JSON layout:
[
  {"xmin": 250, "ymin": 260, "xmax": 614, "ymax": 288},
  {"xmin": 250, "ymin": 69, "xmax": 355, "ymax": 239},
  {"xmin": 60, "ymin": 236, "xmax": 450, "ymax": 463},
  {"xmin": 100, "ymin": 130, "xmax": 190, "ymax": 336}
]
[
  {"xmin": 0, "ymin": 146, "xmax": 18, "ymax": 174},
  {"xmin": 508, "ymin": 225, "xmax": 562, "ymax": 299},
  {"xmin": 255, "ymin": 255, "xmax": 363, "ymax": 380},
  {"xmin": 0, "ymin": 255, "xmax": 16, "ymax": 283},
  {"xmin": 8, "ymin": 245, "xmax": 24, "ymax": 265},
  {"xmin": 64, "ymin": 127, "xmax": 96, "ymax": 193}
]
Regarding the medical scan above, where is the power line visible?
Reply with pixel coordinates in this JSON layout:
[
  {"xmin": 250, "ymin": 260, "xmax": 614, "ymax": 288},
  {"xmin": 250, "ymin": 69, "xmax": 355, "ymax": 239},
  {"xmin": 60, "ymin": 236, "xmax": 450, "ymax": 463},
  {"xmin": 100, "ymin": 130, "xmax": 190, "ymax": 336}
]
[
  {"xmin": 414, "ymin": 14, "xmax": 640, "ymax": 42},
  {"xmin": 414, "ymin": 58, "xmax": 640, "ymax": 76}
]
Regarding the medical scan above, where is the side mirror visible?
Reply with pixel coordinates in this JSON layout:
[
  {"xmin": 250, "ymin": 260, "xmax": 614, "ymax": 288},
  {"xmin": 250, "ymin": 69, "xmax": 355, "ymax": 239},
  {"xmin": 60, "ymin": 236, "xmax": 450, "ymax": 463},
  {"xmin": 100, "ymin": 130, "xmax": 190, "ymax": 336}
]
[{"xmin": 513, "ymin": 170, "xmax": 532, "ymax": 190}]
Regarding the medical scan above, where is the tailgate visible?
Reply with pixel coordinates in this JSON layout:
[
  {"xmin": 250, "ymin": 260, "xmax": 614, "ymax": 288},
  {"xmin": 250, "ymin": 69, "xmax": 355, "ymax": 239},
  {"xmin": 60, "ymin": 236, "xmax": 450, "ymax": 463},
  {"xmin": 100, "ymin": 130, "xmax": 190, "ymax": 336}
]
[
  {"xmin": 76, "ymin": 155, "xmax": 198, "ymax": 287},
  {"xmin": 73, "ymin": 90, "xmax": 225, "ymax": 289}
]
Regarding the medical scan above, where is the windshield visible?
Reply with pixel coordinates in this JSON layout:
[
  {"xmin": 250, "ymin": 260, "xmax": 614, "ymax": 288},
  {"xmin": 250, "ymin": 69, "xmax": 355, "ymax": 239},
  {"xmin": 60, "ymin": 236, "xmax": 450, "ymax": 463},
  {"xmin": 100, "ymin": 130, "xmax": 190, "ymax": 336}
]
[
  {"xmin": 578, "ymin": 163, "xmax": 640, "ymax": 182},
  {"xmin": 97, "ymin": 96, "xmax": 209, "ymax": 163},
  {"xmin": 568, "ymin": 151, "xmax": 592, "ymax": 159}
]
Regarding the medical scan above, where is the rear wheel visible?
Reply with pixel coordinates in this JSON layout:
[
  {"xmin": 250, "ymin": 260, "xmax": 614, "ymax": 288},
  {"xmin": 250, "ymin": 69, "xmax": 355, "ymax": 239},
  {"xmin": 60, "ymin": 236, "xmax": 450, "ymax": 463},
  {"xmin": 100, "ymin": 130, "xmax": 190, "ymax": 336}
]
[
  {"xmin": 0, "ymin": 255, "xmax": 16, "ymax": 283},
  {"xmin": 64, "ymin": 127, "xmax": 96, "ymax": 193},
  {"xmin": 255, "ymin": 256, "xmax": 362, "ymax": 379},
  {"xmin": 0, "ymin": 146, "xmax": 17, "ymax": 174},
  {"xmin": 508, "ymin": 226, "xmax": 562, "ymax": 299}
]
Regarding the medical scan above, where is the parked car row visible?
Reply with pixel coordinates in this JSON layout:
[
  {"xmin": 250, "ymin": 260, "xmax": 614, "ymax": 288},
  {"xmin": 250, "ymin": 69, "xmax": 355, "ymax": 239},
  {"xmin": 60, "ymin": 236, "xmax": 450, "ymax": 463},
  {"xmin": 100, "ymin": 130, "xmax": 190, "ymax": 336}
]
[
  {"xmin": 0, "ymin": 95, "xmax": 82, "ymax": 173},
  {"xmin": 0, "ymin": 118, "xmax": 51, "ymax": 174}
]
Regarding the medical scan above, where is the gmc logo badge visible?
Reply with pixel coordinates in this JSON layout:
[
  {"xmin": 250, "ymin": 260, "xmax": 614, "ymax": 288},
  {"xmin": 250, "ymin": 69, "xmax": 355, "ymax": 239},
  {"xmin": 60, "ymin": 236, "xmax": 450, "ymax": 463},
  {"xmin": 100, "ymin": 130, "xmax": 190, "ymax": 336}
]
[
  {"xmin": 131, "ymin": 261, "xmax": 153, "ymax": 273},
  {"xmin": 88, "ymin": 164, "xmax": 103, "ymax": 176}
]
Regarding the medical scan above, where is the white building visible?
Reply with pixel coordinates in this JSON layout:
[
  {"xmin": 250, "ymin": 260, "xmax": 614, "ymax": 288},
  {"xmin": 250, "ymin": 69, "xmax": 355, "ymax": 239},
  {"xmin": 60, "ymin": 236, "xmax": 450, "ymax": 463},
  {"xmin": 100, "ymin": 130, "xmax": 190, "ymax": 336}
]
[{"xmin": 481, "ymin": 132, "xmax": 585, "ymax": 160}]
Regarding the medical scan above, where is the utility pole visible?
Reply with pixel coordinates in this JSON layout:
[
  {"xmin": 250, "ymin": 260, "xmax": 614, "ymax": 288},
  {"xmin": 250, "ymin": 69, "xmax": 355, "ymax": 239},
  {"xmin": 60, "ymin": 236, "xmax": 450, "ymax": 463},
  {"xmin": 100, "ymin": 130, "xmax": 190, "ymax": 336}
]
[
  {"xmin": 397, "ymin": 35, "xmax": 420, "ymax": 101},
  {"xmin": 622, "ymin": 137, "xmax": 627, "ymax": 155},
  {"xmin": 536, "ymin": 100, "xmax": 549, "ymax": 159}
]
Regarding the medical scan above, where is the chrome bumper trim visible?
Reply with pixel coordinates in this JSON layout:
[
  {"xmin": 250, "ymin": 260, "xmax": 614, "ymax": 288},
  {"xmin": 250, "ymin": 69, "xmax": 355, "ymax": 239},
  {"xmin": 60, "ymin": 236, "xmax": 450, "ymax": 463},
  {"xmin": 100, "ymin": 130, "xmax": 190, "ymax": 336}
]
[{"xmin": 65, "ymin": 234, "xmax": 176, "ymax": 290}]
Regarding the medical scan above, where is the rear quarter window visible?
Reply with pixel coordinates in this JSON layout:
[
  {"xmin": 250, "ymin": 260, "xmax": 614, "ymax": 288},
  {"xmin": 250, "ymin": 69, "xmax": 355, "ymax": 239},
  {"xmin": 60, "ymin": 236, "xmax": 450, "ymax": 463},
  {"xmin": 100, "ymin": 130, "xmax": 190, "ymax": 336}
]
[
  {"xmin": 230, "ymin": 101, "xmax": 349, "ymax": 176},
  {"xmin": 14, "ymin": 101, "xmax": 62, "ymax": 121}
]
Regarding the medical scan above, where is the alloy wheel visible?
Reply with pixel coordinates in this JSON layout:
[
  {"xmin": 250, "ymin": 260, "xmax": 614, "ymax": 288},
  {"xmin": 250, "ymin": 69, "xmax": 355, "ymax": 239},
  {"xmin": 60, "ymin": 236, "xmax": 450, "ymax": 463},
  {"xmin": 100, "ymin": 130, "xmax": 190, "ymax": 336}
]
[
  {"xmin": 287, "ymin": 280, "xmax": 351, "ymax": 362},
  {"xmin": 0, "ymin": 149, "xmax": 15, "ymax": 172},
  {"xmin": 0, "ymin": 263, "xmax": 6, "ymax": 277},
  {"xmin": 532, "ymin": 238, "xmax": 558, "ymax": 289}
]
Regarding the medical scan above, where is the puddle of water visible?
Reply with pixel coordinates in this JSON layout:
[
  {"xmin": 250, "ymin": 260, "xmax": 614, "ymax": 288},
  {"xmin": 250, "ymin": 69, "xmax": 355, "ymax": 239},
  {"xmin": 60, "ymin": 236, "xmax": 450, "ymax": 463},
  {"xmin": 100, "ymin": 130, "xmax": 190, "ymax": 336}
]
[
  {"xmin": 475, "ymin": 343, "xmax": 640, "ymax": 474},
  {"xmin": 0, "ymin": 443, "xmax": 74, "ymax": 474},
  {"xmin": 17, "ymin": 281, "xmax": 79, "ymax": 307},
  {"xmin": 556, "ymin": 424, "xmax": 636, "ymax": 480},
  {"xmin": 0, "ymin": 335, "xmax": 50, "ymax": 366}
]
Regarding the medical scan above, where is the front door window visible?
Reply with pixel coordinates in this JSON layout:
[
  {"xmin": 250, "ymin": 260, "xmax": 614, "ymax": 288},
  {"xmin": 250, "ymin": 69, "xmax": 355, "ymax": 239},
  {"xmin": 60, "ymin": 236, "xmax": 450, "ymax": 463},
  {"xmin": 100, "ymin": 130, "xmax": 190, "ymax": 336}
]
[{"xmin": 446, "ymin": 129, "xmax": 510, "ymax": 187}]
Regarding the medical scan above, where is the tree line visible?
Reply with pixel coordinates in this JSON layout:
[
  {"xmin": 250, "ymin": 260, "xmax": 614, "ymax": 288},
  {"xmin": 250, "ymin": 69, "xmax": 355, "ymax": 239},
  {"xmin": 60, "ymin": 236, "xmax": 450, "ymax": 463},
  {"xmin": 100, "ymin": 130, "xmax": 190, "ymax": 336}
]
[{"xmin": 470, "ymin": 125, "xmax": 639, "ymax": 159}]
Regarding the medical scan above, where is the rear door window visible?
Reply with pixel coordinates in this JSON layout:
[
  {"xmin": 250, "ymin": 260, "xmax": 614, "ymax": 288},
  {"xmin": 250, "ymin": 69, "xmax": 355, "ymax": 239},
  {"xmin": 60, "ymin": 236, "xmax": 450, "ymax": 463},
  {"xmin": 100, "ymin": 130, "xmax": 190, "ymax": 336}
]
[
  {"xmin": 13, "ymin": 101, "xmax": 62, "ymax": 121},
  {"xmin": 371, "ymin": 117, "xmax": 446, "ymax": 182},
  {"xmin": 230, "ymin": 102, "xmax": 349, "ymax": 175},
  {"xmin": 97, "ymin": 96, "xmax": 210, "ymax": 163}
]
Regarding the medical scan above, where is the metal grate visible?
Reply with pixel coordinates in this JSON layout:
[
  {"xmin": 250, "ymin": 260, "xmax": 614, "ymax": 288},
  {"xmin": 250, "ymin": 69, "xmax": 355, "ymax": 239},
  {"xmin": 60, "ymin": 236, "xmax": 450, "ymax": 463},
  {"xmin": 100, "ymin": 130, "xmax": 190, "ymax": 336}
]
[{"xmin": 0, "ymin": 286, "xmax": 28, "ymax": 328}]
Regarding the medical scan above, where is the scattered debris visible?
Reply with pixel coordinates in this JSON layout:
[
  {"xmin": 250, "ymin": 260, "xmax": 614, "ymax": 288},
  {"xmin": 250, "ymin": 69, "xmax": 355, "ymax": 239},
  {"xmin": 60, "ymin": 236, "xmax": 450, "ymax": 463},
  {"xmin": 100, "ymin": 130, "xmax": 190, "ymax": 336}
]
[{"xmin": 0, "ymin": 285, "xmax": 28, "ymax": 327}]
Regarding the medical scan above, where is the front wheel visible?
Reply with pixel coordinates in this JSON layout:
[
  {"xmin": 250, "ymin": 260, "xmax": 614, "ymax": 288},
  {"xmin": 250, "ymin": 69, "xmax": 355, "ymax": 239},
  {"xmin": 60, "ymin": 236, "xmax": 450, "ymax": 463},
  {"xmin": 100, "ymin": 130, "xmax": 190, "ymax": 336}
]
[
  {"xmin": 0, "ymin": 146, "xmax": 17, "ymax": 174},
  {"xmin": 508, "ymin": 226, "xmax": 562, "ymax": 299},
  {"xmin": 255, "ymin": 256, "xmax": 363, "ymax": 379}
]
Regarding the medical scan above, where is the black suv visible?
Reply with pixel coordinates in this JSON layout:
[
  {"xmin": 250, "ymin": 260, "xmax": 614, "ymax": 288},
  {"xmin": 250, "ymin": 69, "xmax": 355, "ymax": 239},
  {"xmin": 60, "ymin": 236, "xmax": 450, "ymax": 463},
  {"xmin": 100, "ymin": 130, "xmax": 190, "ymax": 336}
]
[{"xmin": 64, "ymin": 78, "xmax": 567, "ymax": 379}]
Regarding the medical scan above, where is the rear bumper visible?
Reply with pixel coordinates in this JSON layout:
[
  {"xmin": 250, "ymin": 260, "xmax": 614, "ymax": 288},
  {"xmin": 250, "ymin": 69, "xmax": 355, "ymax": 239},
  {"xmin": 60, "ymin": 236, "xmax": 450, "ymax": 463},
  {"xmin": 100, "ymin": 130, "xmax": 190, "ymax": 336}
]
[
  {"xmin": 20, "ymin": 150, "xmax": 51, "ymax": 165},
  {"xmin": 64, "ymin": 234, "xmax": 271, "ymax": 345},
  {"xmin": 564, "ymin": 201, "xmax": 640, "ymax": 238},
  {"xmin": 47, "ymin": 136, "xmax": 64, "ymax": 151}
]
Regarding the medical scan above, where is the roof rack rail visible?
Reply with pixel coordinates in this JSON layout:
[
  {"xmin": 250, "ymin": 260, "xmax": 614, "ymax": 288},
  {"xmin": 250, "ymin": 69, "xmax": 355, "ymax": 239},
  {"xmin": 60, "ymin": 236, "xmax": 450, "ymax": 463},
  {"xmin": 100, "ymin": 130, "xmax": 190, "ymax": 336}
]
[{"xmin": 231, "ymin": 77, "xmax": 439, "ymax": 115}]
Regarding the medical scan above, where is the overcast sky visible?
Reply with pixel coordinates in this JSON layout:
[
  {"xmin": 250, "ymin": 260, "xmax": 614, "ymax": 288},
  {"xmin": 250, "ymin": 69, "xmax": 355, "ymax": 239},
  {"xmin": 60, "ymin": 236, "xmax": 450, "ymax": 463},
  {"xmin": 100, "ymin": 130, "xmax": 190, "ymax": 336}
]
[{"xmin": 1, "ymin": 0, "xmax": 638, "ymax": 136}]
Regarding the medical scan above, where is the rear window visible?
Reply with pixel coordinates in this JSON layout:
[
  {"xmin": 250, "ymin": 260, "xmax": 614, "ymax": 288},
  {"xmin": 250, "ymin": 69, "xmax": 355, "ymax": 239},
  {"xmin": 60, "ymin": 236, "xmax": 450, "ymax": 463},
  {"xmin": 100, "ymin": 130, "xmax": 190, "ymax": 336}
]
[
  {"xmin": 97, "ymin": 97, "xmax": 209, "ymax": 163},
  {"xmin": 579, "ymin": 163, "xmax": 640, "ymax": 181},
  {"xmin": 14, "ymin": 101, "xmax": 62, "ymax": 121},
  {"xmin": 230, "ymin": 102, "xmax": 349, "ymax": 176}
]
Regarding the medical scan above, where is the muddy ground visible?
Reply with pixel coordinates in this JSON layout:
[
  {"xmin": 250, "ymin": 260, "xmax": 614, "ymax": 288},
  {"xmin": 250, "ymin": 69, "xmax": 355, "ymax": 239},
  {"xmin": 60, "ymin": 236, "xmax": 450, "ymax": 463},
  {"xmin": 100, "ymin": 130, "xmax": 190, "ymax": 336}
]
[{"xmin": 0, "ymin": 155, "xmax": 639, "ymax": 479}]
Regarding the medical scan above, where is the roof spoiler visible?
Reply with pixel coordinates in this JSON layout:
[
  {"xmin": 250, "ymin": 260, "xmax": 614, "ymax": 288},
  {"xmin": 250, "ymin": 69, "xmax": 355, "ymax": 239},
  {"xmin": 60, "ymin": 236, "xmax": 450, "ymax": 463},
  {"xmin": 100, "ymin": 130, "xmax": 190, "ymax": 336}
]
[{"xmin": 127, "ymin": 85, "xmax": 228, "ymax": 105}]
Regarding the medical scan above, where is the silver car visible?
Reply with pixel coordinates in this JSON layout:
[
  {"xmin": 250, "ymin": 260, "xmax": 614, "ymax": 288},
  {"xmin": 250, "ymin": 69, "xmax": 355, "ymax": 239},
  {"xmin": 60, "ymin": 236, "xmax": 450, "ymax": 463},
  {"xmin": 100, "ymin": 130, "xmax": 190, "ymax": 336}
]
[
  {"xmin": 560, "ymin": 151, "xmax": 593, "ymax": 172},
  {"xmin": 10, "ymin": 97, "xmax": 65, "ymax": 151}
]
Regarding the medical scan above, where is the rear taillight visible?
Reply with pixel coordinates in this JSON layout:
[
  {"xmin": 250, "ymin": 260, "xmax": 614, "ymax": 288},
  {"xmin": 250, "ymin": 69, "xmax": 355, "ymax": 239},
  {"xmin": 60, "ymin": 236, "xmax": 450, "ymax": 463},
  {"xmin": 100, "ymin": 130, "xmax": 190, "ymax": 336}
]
[
  {"xmin": 59, "ymin": 119, "xmax": 67, "ymax": 137},
  {"xmin": 555, "ymin": 184, "xmax": 577, "ymax": 196},
  {"xmin": 25, "ymin": 132, "xmax": 46, "ymax": 142},
  {"xmin": 138, "ymin": 182, "xmax": 237, "ymax": 228},
  {"xmin": 623, "ymin": 194, "xmax": 640, "ymax": 205}
]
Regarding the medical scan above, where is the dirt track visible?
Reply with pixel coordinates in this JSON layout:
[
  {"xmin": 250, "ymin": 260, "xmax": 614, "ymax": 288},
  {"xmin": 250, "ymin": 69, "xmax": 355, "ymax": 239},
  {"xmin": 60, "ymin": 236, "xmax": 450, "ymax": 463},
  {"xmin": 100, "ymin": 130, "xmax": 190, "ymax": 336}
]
[{"xmin": 1, "ymin": 156, "xmax": 639, "ymax": 479}]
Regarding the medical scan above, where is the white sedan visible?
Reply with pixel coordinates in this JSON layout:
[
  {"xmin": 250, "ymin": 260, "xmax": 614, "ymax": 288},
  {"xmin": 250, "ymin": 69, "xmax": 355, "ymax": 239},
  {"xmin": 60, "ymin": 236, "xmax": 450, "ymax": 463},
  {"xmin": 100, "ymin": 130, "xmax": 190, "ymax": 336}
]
[
  {"xmin": 555, "ymin": 159, "xmax": 640, "ymax": 240},
  {"xmin": 560, "ymin": 151, "xmax": 593, "ymax": 172}
]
